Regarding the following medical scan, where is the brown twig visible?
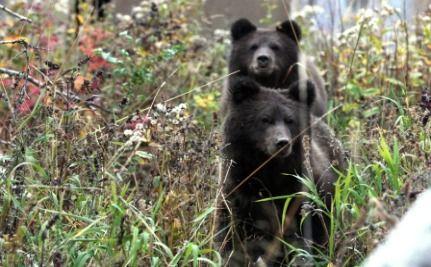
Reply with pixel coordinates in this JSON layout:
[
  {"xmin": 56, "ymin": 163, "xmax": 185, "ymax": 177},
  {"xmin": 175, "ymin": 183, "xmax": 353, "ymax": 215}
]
[
  {"xmin": 0, "ymin": 39, "xmax": 51, "ymax": 51},
  {"xmin": 0, "ymin": 4, "xmax": 32, "ymax": 23},
  {"xmin": 0, "ymin": 39, "xmax": 28, "ymax": 46},
  {"xmin": 0, "ymin": 67, "xmax": 108, "ymax": 113},
  {"xmin": 0, "ymin": 38, "xmax": 32, "ymax": 109},
  {"xmin": 0, "ymin": 67, "xmax": 42, "ymax": 87}
]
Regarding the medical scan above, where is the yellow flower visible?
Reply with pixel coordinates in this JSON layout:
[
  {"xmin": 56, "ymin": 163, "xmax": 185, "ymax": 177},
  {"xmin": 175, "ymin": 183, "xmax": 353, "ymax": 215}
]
[{"xmin": 194, "ymin": 94, "xmax": 216, "ymax": 110}]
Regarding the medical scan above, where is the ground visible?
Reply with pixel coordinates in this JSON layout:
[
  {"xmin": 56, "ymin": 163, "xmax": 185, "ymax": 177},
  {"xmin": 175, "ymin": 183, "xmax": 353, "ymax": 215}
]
[{"xmin": 0, "ymin": 1, "xmax": 430, "ymax": 266}]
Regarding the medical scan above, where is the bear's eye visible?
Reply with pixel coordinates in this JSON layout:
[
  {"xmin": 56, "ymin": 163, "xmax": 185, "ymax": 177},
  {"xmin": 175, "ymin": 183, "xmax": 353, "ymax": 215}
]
[
  {"xmin": 270, "ymin": 43, "xmax": 280, "ymax": 51},
  {"xmin": 262, "ymin": 117, "xmax": 273, "ymax": 124},
  {"xmin": 250, "ymin": 44, "xmax": 259, "ymax": 51},
  {"xmin": 284, "ymin": 118, "xmax": 294, "ymax": 124}
]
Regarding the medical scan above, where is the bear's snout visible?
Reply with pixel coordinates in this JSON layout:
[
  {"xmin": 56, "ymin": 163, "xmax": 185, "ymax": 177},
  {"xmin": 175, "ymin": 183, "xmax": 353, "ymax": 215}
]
[
  {"xmin": 273, "ymin": 136, "xmax": 292, "ymax": 157},
  {"xmin": 263, "ymin": 124, "xmax": 292, "ymax": 157},
  {"xmin": 275, "ymin": 138, "xmax": 289, "ymax": 149},
  {"xmin": 257, "ymin": 55, "xmax": 270, "ymax": 68},
  {"xmin": 251, "ymin": 47, "xmax": 275, "ymax": 76}
]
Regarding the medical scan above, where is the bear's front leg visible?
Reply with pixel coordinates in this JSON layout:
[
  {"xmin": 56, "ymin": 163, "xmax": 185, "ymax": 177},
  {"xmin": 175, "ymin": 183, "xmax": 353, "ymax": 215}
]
[
  {"xmin": 281, "ymin": 79, "xmax": 316, "ymax": 106},
  {"xmin": 229, "ymin": 76, "xmax": 261, "ymax": 103}
]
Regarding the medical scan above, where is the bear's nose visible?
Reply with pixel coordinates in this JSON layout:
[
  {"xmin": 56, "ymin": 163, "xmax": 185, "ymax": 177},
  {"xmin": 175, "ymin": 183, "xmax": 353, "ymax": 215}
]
[
  {"xmin": 257, "ymin": 55, "xmax": 270, "ymax": 67},
  {"xmin": 275, "ymin": 138, "xmax": 289, "ymax": 149}
]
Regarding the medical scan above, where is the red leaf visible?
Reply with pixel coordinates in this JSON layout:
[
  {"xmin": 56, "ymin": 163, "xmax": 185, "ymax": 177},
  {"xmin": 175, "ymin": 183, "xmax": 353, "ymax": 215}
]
[
  {"xmin": 88, "ymin": 56, "xmax": 110, "ymax": 72},
  {"xmin": 40, "ymin": 35, "xmax": 59, "ymax": 50},
  {"xmin": 18, "ymin": 97, "xmax": 36, "ymax": 113},
  {"xmin": 17, "ymin": 84, "xmax": 41, "ymax": 114},
  {"xmin": 0, "ymin": 78, "xmax": 14, "ymax": 88},
  {"xmin": 78, "ymin": 27, "xmax": 111, "ymax": 72}
]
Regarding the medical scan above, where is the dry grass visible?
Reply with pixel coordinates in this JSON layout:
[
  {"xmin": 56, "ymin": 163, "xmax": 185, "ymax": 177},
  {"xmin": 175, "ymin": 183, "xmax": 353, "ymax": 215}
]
[{"xmin": 0, "ymin": 1, "xmax": 430, "ymax": 266}]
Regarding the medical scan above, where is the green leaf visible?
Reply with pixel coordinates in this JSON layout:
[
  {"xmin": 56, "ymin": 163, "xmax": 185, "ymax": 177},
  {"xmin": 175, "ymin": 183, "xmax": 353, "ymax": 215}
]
[
  {"xmin": 135, "ymin": 151, "xmax": 154, "ymax": 160},
  {"xmin": 93, "ymin": 48, "xmax": 123, "ymax": 64},
  {"xmin": 363, "ymin": 106, "xmax": 380, "ymax": 118},
  {"xmin": 193, "ymin": 206, "xmax": 215, "ymax": 224}
]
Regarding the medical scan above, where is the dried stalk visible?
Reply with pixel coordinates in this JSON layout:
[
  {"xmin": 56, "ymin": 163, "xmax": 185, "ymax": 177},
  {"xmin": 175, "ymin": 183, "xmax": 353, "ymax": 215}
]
[{"xmin": 0, "ymin": 4, "xmax": 32, "ymax": 23}]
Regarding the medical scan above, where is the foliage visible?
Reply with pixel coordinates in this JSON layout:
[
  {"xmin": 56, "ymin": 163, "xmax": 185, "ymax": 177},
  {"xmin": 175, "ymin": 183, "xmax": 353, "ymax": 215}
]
[{"xmin": 0, "ymin": 0, "xmax": 430, "ymax": 266}]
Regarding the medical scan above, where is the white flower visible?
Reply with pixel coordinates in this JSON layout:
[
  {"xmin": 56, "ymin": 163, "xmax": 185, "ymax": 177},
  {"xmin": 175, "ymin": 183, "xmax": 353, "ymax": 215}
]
[
  {"xmin": 214, "ymin": 29, "xmax": 229, "ymax": 39},
  {"xmin": 154, "ymin": 41, "xmax": 163, "ymax": 49},
  {"xmin": 131, "ymin": 6, "xmax": 144, "ymax": 14},
  {"xmin": 116, "ymin": 14, "xmax": 132, "ymax": 23},
  {"xmin": 54, "ymin": 0, "xmax": 69, "ymax": 14},
  {"xmin": 420, "ymin": 16, "xmax": 431, "ymax": 23},
  {"xmin": 124, "ymin": 129, "xmax": 133, "ymax": 136},
  {"xmin": 156, "ymin": 103, "xmax": 167, "ymax": 113},
  {"xmin": 134, "ymin": 13, "xmax": 144, "ymax": 20},
  {"xmin": 171, "ymin": 103, "xmax": 187, "ymax": 114},
  {"xmin": 135, "ymin": 123, "xmax": 144, "ymax": 130},
  {"xmin": 357, "ymin": 8, "xmax": 376, "ymax": 25},
  {"xmin": 25, "ymin": 191, "xmax": 32, "ymax": 199},
  {"xmin": 292, "ymin": 4, "xmax": 324, "ymax": 19}
]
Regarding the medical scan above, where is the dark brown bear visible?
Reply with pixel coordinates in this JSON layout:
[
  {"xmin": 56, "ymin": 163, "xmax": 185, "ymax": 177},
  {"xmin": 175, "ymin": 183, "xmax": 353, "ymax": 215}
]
[
  {"xmin": 221, "ymin": 18, "xmax": 327, "ymax": 118},
  {"xmin": 216, "ymin": 77, "xmax": 345, "ymax": 266}
]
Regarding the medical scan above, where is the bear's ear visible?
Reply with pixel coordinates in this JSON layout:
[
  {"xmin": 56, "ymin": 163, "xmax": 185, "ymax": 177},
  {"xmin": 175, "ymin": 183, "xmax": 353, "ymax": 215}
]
[
  {"xmin": 230, "ymin": 77, "xmax": 260, "ymax": 103},
  {"xmin": 286, "ymin": 80, "xmax": 315, "ymax": 106},
  {"xmin": 231, "ymin": 18, "xmax": 257, "ymax": 41},
  {"xmin": 277, "ymin": 20, "xmax": 302, "ymax": 43}
]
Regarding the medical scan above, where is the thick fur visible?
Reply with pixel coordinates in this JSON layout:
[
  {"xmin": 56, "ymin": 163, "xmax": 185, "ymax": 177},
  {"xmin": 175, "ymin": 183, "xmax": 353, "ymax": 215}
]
[
  {"xmin": 216, "ymin": 77, "xmax": 345, "ymax": 266},
  {"xmin": 221, "ymin": 18, "xmax": 327, "ymax": 118}
]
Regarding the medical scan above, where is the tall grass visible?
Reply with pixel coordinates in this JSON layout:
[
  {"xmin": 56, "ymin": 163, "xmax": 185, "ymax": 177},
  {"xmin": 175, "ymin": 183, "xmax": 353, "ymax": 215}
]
[{"xmin": 0, "ymin": 1, "xmax": 430, "ymax": 266}]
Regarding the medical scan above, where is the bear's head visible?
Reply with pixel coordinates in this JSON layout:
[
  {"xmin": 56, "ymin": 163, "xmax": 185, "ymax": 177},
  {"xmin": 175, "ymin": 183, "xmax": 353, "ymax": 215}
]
[
  {"xmin": 224, "ymin": 77, "xmax": 315, "ymax": 158},
  {"xmin": 229, "ymin": 18, "xmax": 302, "ymax": 88}
]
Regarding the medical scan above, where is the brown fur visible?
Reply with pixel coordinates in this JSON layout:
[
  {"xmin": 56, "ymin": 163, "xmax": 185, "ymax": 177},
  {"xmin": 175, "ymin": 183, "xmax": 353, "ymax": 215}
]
[
  {"xmin": 216, "ymin": 77, "xmax": 346, "ymax": 266},
  {"xmin": 221, "ymin": 18, "xmax": 328, "ymax": 118}
]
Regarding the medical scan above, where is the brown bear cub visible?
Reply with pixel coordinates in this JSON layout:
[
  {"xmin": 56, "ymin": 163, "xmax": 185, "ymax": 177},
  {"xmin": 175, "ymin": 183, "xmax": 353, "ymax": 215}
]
[
  {"xmin": 216, "ymin": 77, "xmax": 345, "ymax": 266},
  {"xmin": 221, "ymin": 18, "xmax": 327, "ymax": 118}
]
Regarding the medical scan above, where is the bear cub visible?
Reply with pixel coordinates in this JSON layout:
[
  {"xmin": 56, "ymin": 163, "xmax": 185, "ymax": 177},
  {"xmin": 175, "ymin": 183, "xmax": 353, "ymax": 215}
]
[
  {"xmin": 221, "ymin": 18, "xmax": 327, "ymax": 118},
  {"xmin": 217, "ymin": 77, "xmax": 345, "ymax": 266}
]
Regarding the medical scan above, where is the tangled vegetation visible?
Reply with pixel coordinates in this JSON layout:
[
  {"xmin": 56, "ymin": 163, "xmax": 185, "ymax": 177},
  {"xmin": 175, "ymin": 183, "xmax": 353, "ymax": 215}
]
[{"xmin": 0, "ymin": 1, "xmax": 430, "ymax": 266}]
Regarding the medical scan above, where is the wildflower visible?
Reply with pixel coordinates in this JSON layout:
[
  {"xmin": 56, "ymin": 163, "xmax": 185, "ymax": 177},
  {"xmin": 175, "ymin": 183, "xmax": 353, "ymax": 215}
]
[
  {"xmin": 292, "ymin": 4, "xmax": 324, "ymax": 20},
  {"xmin": 214, "ymin": 29, "xmax": 229, "ymax": 39},
  {"xmin": 170, "ymin": 103, "xmax": 187, "ymax": 115},
  {"xmin": 116, "ymin": 14, "xmax": 132, "ymax": 23},
  {"xmin": 131, "ymin": 6, "xmax": 144, "ymax": 14},
  {"xmin": 153, "ymin": 0, "xmax": 167, "ymax": 4},
  {"xmin": 135, "ymin": 123, "xmax": 145, "ymax": 130},
  {"xmin": 381, "ymin": 4, "xmax": 396, "ymax": 17},
  {"xmin": 54, "ymin": 0, "xmax": 69, "ymax": 14},
  {"xmin": 194, "ymin": 94, "xmax": 215, "ymax": 110},
  {"xmin": 156, "ymin": 103, "xmax": 167, "ymax": 113},
  {"xmin": 124, "ymin": 129, "xmax": 133, "ymax": 136}
]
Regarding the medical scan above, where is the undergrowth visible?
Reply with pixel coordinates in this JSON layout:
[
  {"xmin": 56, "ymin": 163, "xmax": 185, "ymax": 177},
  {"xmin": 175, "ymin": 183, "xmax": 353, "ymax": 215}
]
[{"xmin": 0, "ymin": 0, "xmax": 430, "ymax": 266}]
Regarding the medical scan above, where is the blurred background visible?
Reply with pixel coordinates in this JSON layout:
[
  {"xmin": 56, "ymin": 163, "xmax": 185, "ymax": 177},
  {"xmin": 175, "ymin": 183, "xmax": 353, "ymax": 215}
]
[
  {"xmin": 0, "ymin": 0, "xmax": 430, "ymax": 266},
  {"xmin": 2, "ymin": 0, "xmax": 430, "ymax": 30}
]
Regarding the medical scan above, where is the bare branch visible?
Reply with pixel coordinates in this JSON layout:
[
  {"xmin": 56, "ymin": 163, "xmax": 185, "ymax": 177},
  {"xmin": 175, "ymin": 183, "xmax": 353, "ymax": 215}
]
[
  {"xmin": 0, "ymin": 67, "xmax": 109, "ymax": 113},
  {"xmin": 0, "ymin": 38, "xmax": 50, "ymax": 51},
  {"xmin": 0, "ymin": 67, "xmax": 42, "ymax": 87},
  {"xmin": 0, "ymin": 4, "xmax": 32, "ymax": 23},
  {"xmin": 0, "ymin": 139, "xmax": 14, "ymax": 147},
  {"xmin": 0, "ymin": 39, "xmax": 28, "ymax": 46}
]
